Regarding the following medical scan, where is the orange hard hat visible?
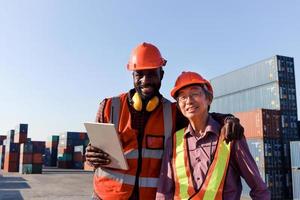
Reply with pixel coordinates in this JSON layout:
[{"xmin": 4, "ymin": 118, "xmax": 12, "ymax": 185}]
[
  {"xmin": 170, "ymin": 71, "xmax": 213, "ymax": 99},
  {"xmin": 127, "ymin": 42, "xmax": 167, "ymax": 71}
]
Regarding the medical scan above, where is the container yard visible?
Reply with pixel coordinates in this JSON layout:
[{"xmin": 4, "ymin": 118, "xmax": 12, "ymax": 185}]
[{"xmin": 0, "ymin": 123, "xmax": 94, "ymax": 199}]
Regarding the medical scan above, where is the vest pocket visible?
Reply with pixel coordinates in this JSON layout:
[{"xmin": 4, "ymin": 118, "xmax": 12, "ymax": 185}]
[{"xmin": 146, "ymin": 135, "xmax": 164, "ymax": 150}]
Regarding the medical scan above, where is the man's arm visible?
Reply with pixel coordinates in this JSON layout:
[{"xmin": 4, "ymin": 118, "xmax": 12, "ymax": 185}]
[{"xmin": 234, "ymin": 137, "xmax": 271, "ymax": 199}]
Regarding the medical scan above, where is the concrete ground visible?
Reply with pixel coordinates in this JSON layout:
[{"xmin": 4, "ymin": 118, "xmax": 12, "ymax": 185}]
[{"xmin": 0, "ymin": 167, "xmax": 94, "ymax": 200}]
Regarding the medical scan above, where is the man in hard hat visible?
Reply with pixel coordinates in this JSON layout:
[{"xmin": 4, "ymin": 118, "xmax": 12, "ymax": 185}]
[
  {"xmin": 156, "ymin": 71, "xmax": 270, "ymax": 200},
  {"xmin": 85, "ymin": 42, "xmax": 244, "ymax": 200}
]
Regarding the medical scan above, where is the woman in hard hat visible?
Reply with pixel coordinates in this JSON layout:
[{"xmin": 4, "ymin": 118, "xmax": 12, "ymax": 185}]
[{"xmin": 155, "ymin": 71, "xmax": 270, "ymax": 200}]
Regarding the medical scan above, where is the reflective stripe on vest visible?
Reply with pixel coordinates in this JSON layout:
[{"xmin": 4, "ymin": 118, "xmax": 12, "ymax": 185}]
[
  {"xmin": 110, "ymin": 96, "xmax": 120, "ymax": 130},
  {"xmin": 174, "ymin": 128, "xmax": 232, "ymax": 200},
  {"xmin": 96, "ymin": 167, "xmax": 159, "ymax": 188}
]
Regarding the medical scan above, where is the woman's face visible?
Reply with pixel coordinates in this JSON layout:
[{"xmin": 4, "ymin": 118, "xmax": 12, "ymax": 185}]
[{"xmin": 177, "ymin": 85, "xmax": 211, "ymax": 121}]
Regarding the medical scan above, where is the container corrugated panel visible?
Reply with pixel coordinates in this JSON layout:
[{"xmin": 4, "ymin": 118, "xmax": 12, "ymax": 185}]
[
  {"xmin": 32, "ymin": 141, "xmax": 45, "ymax": 154},
  {"xmin": 5, "ymin": 143, "xmax": 20, "ymax": 153},
  {"xmin": 7, "ymin": 129, "xmax": 15, "ymax": 142},
  {"xmin": 290, "ymin": 141, "xmax": 300, "ymax": 168},
  {"xmin": 211, "ymin": 82, "xmax": 280, "ymax": 114},
  {"xmin": 211, "ymin": 56, "xmax": 278, "ymax": 97},
  {"xmin": 73, "ymin": 152, "xmax": 84, "ymax": 162},
  {"xmin": 48, "ymin": 135, "xmax": 59, "ymax": 142},
  {"xmin": 73, "ymin": 161, "xmax": 83, "ymax": 169},
  {"xmin": 14, "ymin": 133, "xmax": 28, "ymax": 143},
  {"xmin": 60, "ymin": 132, "xmax": 81, "ymax": 140},
  {"xmin": 19, "ymin": 153, "xmax": 32, "ymax": 164},
  {"xmin": 57, "ymin": 161, "xmax": 73, "ymax": 168},
  {"xmin": 32, "ymin": 153, "xmax": 43, "ymax": 164},
  {"xmin": 15, "ymin": 124, "xmax": 28, "ymax": 134},
  {"xmin": 57, "ymin": 153, "xmax": 72, "ymax": 161},
  {"xmin": 0, "ymin": 145, "xmax": 5, "ymax": 169},
  {"xmin": 3, "ymin": 154, "xmax": 19, "ymax": 172},
  {"xmin": 292, "ymin": 169, "xmax": 300, "ymax": 199},
  {"xmin": 0, "ymin": 135, "xmax": 6, "ymax": 145},
  {"xmin": 19, "ymin": 163, "xmax": 33, "ymax": 174},
  {"xmin": 20, "ymin": 143, "xmax": 33, "ymax": 153},
  {"xmin": 245, "ymin": 139, "xmax": 265, "ymax": 169}
]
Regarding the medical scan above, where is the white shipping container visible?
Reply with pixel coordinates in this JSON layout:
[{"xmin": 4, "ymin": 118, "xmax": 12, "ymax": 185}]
[
  {"xmin": 290, "ymin": 141, "xmax": 300, "ymax": 168},
  {"xmin": 292, "ymin": 169, "xmax": 300, "ymax": 200}
]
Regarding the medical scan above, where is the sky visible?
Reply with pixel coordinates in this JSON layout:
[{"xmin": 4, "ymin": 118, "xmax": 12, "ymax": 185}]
[{"xmin": 1, "ymin": 1, "xmax": 300, "ymax": 141}]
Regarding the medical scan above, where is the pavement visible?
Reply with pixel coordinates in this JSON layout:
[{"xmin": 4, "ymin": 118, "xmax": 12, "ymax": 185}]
[{"xmin": 0, "ymin": 167, "xmax": 94, "ymax": 200}]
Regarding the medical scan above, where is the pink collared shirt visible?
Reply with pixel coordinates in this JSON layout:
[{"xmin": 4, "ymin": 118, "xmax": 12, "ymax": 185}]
[{"xmin": 156, "ymin": 115, "xmax": 270, "ymax": 200}]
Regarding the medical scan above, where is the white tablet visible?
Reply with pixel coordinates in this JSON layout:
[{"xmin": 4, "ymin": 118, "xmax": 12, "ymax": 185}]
[{"xmin": 84, "ymin": 122, "xmax": 129, "ymax": 170}]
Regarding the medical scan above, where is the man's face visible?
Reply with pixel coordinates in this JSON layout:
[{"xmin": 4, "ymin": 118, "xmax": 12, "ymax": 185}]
[
  {"xmin": 177, "ymin": 85, "xmax": 211, "ymax": 121},
  {"xmin": 133, "ymin": 68, "xmax": 164, "ymax": 100}
]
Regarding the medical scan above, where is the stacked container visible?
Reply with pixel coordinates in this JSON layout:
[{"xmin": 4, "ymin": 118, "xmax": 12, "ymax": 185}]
[
  {"xmin": 44, "ymin": 135, "xmax": 59, "ymax": 166},
  {"xmin": 19, "ymin": 143, "xmax": 33, "ymax": 174},
  {"xmin": 0, "ymin": 144, "xmax": 5, "ymax": 169},
  {"xmin": 14, "ymin": 124, "xmax": 28, "ymax": 143},
  {"xmin": 31, "ymin": 141, "xmax": 45, "ymax": 173},
  {"xmin": 235, "ymin": 109, "xmax": 284, "ymax": 199},
  {"xmin": 57, "ymin": 132, "xmax": 89, "ymax": 169},
  {"xmin": 4, "ymin": 142, "xmax": 20, "ymax": 172},
  {"xmin": 0, "ymin": 135, "xmax": 7, "ymax": 145},
  {"xmin": 290, "ymin": 141, "xmax": 300, "ymax": 200},
  {"xmin": 73, "ymin": 145, "xmax": 85, "ymax": 169}
]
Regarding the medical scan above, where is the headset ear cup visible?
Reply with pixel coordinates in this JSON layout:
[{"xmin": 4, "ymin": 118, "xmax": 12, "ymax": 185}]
[
  {"xmin": 146, "ymin": 96, "xmax": 159, "ymax": 112},
  {"xmin": 132, "ymin": 92, "xmax": 143, "ymax": 111}
]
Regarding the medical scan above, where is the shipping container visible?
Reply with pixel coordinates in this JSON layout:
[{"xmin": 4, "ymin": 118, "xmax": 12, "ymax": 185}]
[
  {"xmin": 5, "ymin": 143, "xmax": 20, "ymax": 153},
  {"xmin": 292, "ymin": 169, "xmax": 300, "ymax": 200},
  {"xmin": 19, "ymin": 163, "xmax": 42, "ymax": 174},
  {"xmin": 0, "ymin": 145, "xmax": 5, "ymax": 169},
  {"xmin": 32, "ymin": 153, "xmax": 43, "ymax": 164},
  {"xmin": 15, "ymin": 124, "xmax": 28, "ymax": 134},
  {"xmin": 6, "ymin": 130, "xmax": 15, "ymax": 143},
  {"xmin": 20, "ymin": 143, "xmax": 33, "ymax": 153},
  {"xmin": 57, "ymin": 161, "xmax": 73, "ymax": 168},
  {"xmin": 19, "ymin": 153, "xmax": 32, "ymax": 164},
  {"xmin": 234, "ymin": 109, "xmax": 281, "ymax": 138},
  {"xmin": 0, "ymin": 135, "xmax": 7, "ymax": 145},
  {"xmin": 3, "ymin": 153, "xmax": 19, "ymax": 172},
  {"xmin": 14, "ymin": 133, "xmax": 27, "ymax": 143},
  {"xmin": 290, "ymin": 141, "xmax": 300, "ymax": 168},
  {"xmin": 32, "ymin": 141, "xmax": 45, "ymax": 154}
]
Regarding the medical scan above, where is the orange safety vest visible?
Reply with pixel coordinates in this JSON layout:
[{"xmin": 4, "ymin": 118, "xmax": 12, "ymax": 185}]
[
  {"xmin": 94, "ymin": 93, "xmax": 175, "ymax": 200},
  {"xmin": 172, "ymin": 128, "xmax": 232, "ymax": 200}
]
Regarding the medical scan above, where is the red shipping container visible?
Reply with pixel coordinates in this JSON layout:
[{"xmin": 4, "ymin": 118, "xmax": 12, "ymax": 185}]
[
  {"xmin": 32, "ymin": 153, "xmax": 43, "ymax": 164},
  {"xmin": 57, "ymin": 161, "xmax": 72, "ymax": 168},
  {"xmin": 79, "ymin": 133, "xmax": 86, "ymax": 140},
  {"xmin": 73, "ymin": 152, "xmax": 84, "ymax": 162},
  {"xmin": 234, "ymin": 109, "xmax": 280, "ymax": 139},
  {"xmin": 4, "ymin": 156, "xmax": 18, "ymax": 172},
  {"xmin": 20, "ymin": 153, "xmax": 32, "ymax": 164},
  {"xmin": 14, "ymin": 133, "xmax": 27, "ymax": 143},
  {"xmin": 5, "ymin": 152, "xmax": 19, "ymax": 162}
]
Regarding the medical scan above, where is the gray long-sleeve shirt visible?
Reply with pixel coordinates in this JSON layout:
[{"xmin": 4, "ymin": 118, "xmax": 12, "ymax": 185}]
[{"xmin": 156, "ymin": 115, "xmax": 270, "ymax": 200}]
